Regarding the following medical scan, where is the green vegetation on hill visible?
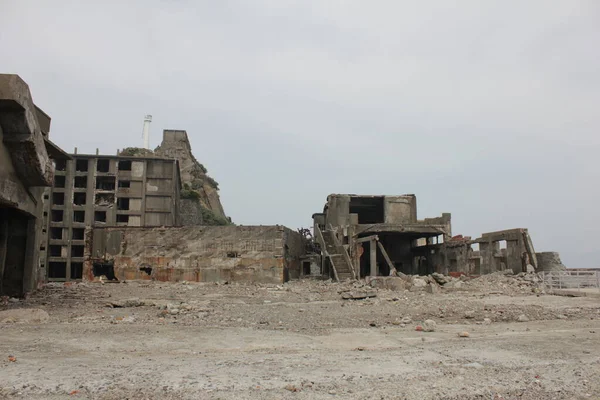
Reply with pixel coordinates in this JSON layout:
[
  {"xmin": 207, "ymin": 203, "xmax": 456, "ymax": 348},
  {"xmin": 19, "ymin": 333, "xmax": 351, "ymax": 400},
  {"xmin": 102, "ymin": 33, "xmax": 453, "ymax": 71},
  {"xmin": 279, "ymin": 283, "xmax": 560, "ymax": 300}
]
[
  {"xmin": 181, "ymin": 185, "xmax": 230, "ymax": 226},
  {"xmin": 119, "ymin": 147, "xmax": 155, "ymax": 157}
]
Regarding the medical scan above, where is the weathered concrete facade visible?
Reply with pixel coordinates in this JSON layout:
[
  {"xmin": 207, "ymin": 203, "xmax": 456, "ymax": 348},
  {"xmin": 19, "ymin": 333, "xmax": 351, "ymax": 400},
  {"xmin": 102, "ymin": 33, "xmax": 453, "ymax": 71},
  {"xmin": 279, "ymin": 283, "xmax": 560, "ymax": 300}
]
[
  {"xmin": 86, "ymin": 225, "xmax": 303, "ymax": 284},
  {"xmin": 313, "ymin": 194, "xmax": 452, "ymax": 280},
  {"xmin": 45, "ymin": 154, "xmax": 181, "ymax": 281},
  {"xmin": 0, "ymin": 74, "xmax": 68, "ymax": 296}
]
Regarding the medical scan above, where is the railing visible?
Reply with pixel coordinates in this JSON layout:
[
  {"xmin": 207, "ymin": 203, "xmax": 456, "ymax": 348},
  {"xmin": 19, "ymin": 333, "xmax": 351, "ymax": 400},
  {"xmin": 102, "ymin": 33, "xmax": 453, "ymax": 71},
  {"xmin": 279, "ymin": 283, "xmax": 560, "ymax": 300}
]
[{"xmin": 540, "ymin": 270, "xmax": 600, "ymax": 291}]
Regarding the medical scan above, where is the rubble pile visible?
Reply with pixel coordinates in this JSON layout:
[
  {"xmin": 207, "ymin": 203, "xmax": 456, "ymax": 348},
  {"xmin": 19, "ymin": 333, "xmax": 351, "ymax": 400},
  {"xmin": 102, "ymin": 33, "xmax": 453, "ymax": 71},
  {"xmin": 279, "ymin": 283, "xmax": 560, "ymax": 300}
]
[
  {"xmin": 367, "ymin": 271, "xmax": 544, "ymax": 296},
  {"xmin": 467, "ymin": 271, "xmax": 544, "ymax": 295}
]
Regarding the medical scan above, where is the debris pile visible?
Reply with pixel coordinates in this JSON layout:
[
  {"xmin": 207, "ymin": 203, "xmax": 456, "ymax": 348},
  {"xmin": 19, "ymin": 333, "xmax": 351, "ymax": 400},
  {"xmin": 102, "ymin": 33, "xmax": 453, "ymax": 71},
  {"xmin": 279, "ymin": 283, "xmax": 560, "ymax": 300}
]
[{"xmin": 367, "ymin": 270, "xmax": 543, "ymax": 296}]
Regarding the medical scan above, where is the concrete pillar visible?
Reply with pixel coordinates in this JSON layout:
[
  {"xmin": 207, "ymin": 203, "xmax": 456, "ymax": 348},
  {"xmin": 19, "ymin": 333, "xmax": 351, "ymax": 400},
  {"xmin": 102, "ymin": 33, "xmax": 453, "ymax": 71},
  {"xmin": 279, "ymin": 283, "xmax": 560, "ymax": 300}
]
[{"xmin": 370, "ymin": 238, "xmax": 377, "ymax": 277}]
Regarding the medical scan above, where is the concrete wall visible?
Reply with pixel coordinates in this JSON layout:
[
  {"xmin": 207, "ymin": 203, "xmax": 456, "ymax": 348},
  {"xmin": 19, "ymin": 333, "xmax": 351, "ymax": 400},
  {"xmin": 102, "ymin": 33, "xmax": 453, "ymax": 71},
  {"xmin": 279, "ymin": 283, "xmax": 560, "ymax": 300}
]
[
  {"xmin": 87, "ymin": 225, "xmax": 304, "ymax": 284},
  {"xmin": 384, "ymin": 195, "xmax": 417, "ymax": 224}
]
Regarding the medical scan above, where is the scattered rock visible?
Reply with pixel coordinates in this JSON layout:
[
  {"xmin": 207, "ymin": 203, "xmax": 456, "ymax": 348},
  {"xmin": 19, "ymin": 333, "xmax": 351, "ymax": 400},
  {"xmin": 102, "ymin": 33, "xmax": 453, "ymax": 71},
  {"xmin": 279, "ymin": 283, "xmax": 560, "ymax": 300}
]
[
  {"xmin": 401, "ymin": 316, "xmax": 412, "ymax": 324},
  {"xmin": 517, "ymin": 314, "xmax": 530, "ymax": 322},
  {"xmin": 0, "ymin": 308, "xmax": 50, "ymax": 324},
  {"xmin": 431, "ymin": 273, "xmax": 450, "ymax": 285},
  {"xmin": 412, "ymin": 278, "xmax": 427, "ymax": 288},
  {"xmin": 458, "ymin": 331, "xmax": 470, "ymax": 338},
  {"xmin": 284, "ymin": 384, "xmax": 299, "ymax": 392},
  {"xmin": 483, "ymin": 318, "xmax": 492, "ymax": 325},
  {"xmin": 423, "ymin": 319, "xmax": 436, "ymax": 332},
  {"xmin": 463, "ymin": 362, "xmax": 484, "ymax": 369},
  {"xmin": 426, "ymin": 282, "xmax": 440, "ymax": 294},
  {"xmin": 464, "ymin": 310, "xmax": 475, "ymax": 319}
]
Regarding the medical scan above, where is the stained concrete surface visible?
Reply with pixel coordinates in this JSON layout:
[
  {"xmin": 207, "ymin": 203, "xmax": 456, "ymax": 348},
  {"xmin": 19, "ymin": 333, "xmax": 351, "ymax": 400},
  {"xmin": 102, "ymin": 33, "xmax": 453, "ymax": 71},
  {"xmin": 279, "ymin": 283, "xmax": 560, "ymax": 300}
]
[{"xmin": 0, "ymin": 279, "xmax": 599, "ymax": 399}]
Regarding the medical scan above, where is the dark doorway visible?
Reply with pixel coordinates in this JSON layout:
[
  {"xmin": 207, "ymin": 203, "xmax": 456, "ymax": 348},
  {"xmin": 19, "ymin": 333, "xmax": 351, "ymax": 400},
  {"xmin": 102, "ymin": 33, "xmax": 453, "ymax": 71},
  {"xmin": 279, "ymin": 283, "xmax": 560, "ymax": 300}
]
[
  {"xmin": 92, "ymin": 262, "xmax": 117, "ymax": 281},
  {"xmin": 302, "ymin": 261, "xmax": 311, "ymax": 276},
  {"xmin": 0, "ymin": 208, "xmax": 30, "ymax": 296}
]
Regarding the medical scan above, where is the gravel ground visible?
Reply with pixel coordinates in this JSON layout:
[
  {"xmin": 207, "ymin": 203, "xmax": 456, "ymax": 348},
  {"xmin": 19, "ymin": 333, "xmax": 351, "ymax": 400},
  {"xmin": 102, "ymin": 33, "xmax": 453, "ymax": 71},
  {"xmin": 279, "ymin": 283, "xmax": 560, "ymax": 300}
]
[{"xmin": 0, "ymin": 275, "xmax": 599, "ymax": 399}]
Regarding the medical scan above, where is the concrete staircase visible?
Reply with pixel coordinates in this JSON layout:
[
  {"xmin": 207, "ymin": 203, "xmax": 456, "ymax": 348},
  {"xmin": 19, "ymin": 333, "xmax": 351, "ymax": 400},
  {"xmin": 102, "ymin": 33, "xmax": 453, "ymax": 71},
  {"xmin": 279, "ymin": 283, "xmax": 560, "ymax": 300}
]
[{"xmin": 315, "ymin": 225, "xmax": 356, "ymax": 281}]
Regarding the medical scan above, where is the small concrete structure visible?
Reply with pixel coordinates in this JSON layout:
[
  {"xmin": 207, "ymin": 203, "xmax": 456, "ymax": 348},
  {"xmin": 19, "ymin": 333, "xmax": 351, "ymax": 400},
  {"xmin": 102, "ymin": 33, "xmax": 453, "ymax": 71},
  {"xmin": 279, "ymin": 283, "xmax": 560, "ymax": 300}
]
[
  {"xmin": 313, "ymin": 194, "xmax": 451, "ymax": 279},
  {"xmin": 0, "ymin": 74, "xmax": 69, "ymax": 296},
  {"xmin": 86, "ymin": 225, "xmax": 304, "ymax": 283},
  {"xmin": 312, "ymin": 194, "xmax": 546, "ymax": 280}
]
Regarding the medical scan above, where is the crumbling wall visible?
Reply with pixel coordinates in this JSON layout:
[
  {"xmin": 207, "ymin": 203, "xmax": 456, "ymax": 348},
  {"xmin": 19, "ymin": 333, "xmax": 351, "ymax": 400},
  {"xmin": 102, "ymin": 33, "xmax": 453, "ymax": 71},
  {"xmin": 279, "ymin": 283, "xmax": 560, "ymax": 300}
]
[
  {"xmin": 155, "ymin": 130, "xmax": 228, "ymax": 224},
  {"xmin": 383, "ymin": 195, "xmax": 417, "ymax": 224},
  {"xmin": 282, "ymin": 227, "xmax": 304, "ymax": 280},
  {"xmin": 87, "ymin": 225, "xmax": 303, "ymax": 283},
  {"xmin": 473, "ymin": 229, "xmax": 535, "ymax": 275}
]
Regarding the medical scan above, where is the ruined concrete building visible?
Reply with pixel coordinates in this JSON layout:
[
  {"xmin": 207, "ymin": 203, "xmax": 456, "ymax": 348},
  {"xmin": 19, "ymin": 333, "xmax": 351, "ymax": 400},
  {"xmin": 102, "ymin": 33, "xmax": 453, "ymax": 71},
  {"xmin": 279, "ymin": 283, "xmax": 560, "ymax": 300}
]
[
  {"xmin": 41, "ymin": 129, "xmax": 235, "ymax": 283},
  {"xmin": 0, "ymin": 74, "xmax": 69, "ymax": 296},
  {"xmin": 44, "ymin": 154, "xmax": 181, "ymax": 281},
  {"xmin": 87, "ymin": 225, "xmax": 303, "ymax": 283},
  {"xmin": 312, "ymin": 194, "xmax": 547, "ymax": 281}
]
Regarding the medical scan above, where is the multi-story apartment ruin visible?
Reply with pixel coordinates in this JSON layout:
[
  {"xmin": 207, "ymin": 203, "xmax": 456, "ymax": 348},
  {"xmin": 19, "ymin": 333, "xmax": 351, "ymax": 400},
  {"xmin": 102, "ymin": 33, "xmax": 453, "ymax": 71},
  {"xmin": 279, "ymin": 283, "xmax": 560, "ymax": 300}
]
[{"xmin": 45, "ymin": 154, "xmax": 181, "ymax": 281}]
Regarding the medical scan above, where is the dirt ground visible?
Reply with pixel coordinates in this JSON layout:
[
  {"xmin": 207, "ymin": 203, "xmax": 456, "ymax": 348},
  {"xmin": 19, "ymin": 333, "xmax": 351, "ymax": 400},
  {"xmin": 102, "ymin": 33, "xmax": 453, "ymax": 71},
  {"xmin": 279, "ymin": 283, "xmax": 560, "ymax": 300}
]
[{"xmin": 0, "ymin": 274, "xmax": 599, "ymax": 400}]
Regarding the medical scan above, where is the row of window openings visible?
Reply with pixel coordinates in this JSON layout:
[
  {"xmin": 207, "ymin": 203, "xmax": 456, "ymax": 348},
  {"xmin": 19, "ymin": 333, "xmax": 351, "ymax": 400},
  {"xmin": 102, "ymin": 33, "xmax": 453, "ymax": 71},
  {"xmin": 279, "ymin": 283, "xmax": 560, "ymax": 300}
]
[
  {"xmin": 49, "ymin": 227, "xmax": 85, "ymax": 240},
  {"xmin": 48, "ymin": 245, "xmax": 84, "ymax": 258},
  {"xmin": 48, "ymin": 261, "xmax": 83, "ymax": 280},
  {"xmin": 49, "ymin": 210, "xmax": 130, "ymax": 224},
  {"xmin": 54, "ymin": 159, "xmax": 133, "ymax": 173},
  {"xmin": 53, "ymin": 176, "xmax": 131, "ymax": 190},
  {"xmin": 51, "ymin": 192, "xmax": 132, "ymax": 209}
]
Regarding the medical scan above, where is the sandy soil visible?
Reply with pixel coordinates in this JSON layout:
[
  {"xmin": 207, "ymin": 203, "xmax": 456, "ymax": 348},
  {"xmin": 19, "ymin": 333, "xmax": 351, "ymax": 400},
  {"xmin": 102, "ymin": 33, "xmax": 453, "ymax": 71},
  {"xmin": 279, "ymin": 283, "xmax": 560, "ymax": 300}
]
[{"xmin": 0, "ymin": 276, "xmax": 599, "ymax": 399}]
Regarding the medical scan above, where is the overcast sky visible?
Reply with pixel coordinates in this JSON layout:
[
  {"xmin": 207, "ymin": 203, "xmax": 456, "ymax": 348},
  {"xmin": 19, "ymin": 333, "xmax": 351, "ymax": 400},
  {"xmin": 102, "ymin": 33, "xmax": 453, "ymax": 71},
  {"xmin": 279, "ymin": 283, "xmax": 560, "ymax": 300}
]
[{"xmin": 1, "ymin": 1, "xmax": 598, "ymax": 267}]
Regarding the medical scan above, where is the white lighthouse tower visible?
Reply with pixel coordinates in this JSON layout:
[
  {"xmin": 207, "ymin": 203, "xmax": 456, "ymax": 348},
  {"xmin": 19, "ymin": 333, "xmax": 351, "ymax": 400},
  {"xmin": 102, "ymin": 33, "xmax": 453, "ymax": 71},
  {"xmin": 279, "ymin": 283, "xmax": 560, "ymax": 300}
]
[{"xmin": 142, "ymin": 115, "xmax": 152, "ymax": 149}]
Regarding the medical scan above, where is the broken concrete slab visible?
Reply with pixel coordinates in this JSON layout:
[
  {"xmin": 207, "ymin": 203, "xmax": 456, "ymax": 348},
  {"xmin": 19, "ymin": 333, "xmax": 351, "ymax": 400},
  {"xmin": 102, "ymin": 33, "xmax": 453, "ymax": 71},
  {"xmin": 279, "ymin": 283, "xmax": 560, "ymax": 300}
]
[{"xmin": 341, "ymin": 290, "xmax": 377, "ymax": 300}]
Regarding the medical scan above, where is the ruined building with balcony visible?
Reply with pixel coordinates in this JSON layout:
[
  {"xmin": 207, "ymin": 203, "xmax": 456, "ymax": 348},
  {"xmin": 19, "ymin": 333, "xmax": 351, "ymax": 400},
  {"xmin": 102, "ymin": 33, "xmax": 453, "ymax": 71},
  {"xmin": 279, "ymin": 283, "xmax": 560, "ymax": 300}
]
[{"xmin": 0, "ymin": 74, "xmax": 69, "ymax": 296}]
